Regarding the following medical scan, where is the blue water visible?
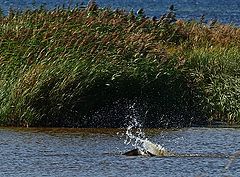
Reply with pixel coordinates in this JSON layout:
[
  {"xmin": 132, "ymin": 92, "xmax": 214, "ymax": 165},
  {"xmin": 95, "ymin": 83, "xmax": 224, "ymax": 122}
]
[
  {"xmin": 0, "ymin": 127, "xmax": 239, "ymax": 177},
  {"xmin": 1, "ymin": 0, "xmax": 240, "ymax": 25}
]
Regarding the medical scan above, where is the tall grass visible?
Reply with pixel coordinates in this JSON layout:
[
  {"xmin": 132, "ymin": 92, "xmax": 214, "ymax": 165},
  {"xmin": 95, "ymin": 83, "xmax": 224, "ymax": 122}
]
[{"xmin": 0, "ymin": 3, "xmax": 239, "ymax": 127}]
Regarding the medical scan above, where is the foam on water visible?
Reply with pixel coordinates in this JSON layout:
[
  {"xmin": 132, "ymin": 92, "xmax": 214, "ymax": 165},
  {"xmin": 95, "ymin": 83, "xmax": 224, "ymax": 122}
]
[{"xmin": 124, "ymin": 115, "xmax": 167, "ymax": 156}]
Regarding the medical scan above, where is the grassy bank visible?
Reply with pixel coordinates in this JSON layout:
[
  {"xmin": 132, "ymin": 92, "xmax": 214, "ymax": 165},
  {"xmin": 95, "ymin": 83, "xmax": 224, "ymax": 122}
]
[{"xmin": 0, "ymin": 2, "xmax": 239, "ymax": 127}]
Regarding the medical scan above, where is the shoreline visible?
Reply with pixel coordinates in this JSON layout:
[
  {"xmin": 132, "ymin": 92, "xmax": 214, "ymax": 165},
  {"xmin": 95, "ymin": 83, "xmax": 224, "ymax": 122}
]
[{"xmin": 1, "ymin": 123, "xmax": 239, "ymax": 133}]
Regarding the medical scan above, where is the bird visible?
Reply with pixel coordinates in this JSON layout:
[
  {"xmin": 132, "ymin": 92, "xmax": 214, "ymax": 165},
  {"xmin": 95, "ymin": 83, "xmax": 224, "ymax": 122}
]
[{"xmin": 169, "ymin": 4, "xmax": 174, "ymax": 11}]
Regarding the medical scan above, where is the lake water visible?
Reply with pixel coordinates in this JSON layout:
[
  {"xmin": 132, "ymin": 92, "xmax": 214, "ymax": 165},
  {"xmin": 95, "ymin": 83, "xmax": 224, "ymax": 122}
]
[
  {"xmin": 0, "ymin": 127, "xmax": 239, "ymax": 177},
  {"xmin": 1, "ymin": 0, "xmax": 240, "ymax": 25}
]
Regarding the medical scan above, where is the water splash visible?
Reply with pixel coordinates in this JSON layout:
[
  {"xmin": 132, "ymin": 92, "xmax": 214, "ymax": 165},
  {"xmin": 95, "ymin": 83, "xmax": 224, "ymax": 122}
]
[{"xmin": 124, "ymin": 104, "xmax": 167, "ymax": 156}]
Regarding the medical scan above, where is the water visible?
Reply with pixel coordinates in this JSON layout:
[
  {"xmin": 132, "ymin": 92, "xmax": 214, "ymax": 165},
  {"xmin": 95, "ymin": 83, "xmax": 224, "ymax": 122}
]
[
  {"xmin": 1, "ymin": 0, "xmax": 240, "ymax": 25},
  {"xmin": 0, "ymin": 127, "xmax": 239, "ymax": 177},
  {"xmin": 124, "ymin": 117, "xmax": 167, "ymax": 156}
]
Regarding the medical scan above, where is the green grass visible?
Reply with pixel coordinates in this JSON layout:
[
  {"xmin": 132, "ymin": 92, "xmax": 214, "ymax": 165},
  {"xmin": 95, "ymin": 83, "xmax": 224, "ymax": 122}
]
[{"xmin": 0, "ymin": 3, "xmax": 239, "ymax": 127}]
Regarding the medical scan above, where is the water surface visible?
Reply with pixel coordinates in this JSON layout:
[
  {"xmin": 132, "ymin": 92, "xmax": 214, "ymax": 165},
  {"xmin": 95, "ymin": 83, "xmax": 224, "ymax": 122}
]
[
  {"xmin": 1, "ymin": 0, "xmax": 240, "ymax": 25},
  {"xmin": 0, "ymin": 127, "xmax": 239, "ymax": 177}
]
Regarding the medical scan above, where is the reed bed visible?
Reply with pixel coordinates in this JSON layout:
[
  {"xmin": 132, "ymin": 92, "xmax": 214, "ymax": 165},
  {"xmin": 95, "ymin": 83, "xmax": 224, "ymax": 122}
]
[{"xmin": 0, "ymin": 2, "xmax": 239, "ymax": 127}]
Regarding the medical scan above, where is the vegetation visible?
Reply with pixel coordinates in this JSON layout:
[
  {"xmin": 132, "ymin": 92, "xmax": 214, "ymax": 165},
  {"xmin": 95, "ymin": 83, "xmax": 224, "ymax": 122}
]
[{"xmin": 0, "ymin": 2, "xmax": 239, "ymax": 127}]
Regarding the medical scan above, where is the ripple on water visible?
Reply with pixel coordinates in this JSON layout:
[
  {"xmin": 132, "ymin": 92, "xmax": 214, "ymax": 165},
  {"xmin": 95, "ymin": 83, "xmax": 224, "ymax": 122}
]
[
  {"xmin": 1, "ymin": 0, "xmax": 240, "ymax": 25},
  {"xmin": 0, "ymin": 127, "xmax": 239, "ymax": 177}
]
